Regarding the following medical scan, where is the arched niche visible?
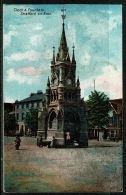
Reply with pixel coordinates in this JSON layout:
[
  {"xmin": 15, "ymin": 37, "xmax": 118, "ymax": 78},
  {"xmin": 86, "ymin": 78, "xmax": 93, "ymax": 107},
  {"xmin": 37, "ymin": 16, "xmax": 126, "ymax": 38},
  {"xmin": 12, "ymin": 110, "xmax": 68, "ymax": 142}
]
[
  {"xmin": 49, "ymin": 110, "xmax": 57, "ymax": 129},
  {"xmin": 64, "ymin": 110, "xmax": 81, "ymax": 143},
  {"xmin": 57, "ymin": 109, "xmax": 63, "ymax": 129}
]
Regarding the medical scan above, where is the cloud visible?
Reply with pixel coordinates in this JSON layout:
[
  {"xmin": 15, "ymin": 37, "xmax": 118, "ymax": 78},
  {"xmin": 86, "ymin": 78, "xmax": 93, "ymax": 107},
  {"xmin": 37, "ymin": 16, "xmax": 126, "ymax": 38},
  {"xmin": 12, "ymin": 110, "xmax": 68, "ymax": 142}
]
[
  {"xmin": 67, "ymin": 22, "xmax": 76, "ymax": 46},
  {"xmin": 6, "ymin": 68, "xmax": 41, "ymax": 85},
  {"xmin": 96, "ymin": 66, "xmax": 122, "ymax": 95},
  {"xmin": 30, "ymin": 34, "xmax": 44, "ymax": 46},
  {"xmin": 3, "ymin": 5, "xmax": 122, "ymax": 102},
  {"xmin": 9, "ymin": 24, "xmax": 17, "ymax": 31},
  {"xmin": 80, "ymin": 65, "xmax": 122, "ymax": 99},
  {"xmin": 107, "ymin": 10, "xmax": 113, "ymax": 15},
  {"xmin": 73, "ymin": 13, "xmax": 107, "ymax": 39},
  {"xmin": 29, "ymin": 27, "xmax": 59, "ymax": 50},
  {"xmin": 109, "ymin": 15, "xmax": 122, "ymax": 32},
  {"xmin": 101, "ymin": 10, "xmax": 113, "ymax": 15},
  {"xmin": 16, "ymin": 65, "xmax": 49, "ymax": 76},
  {"xmin": 75, "ymin": 11, "xmax": 121, "ymax": 43},
  {"xmin": 4, "ymin": 95, "xmax": 15, "ymax": 103},
  {"xmin": 5, "ymin": 49, "xmax": 52, "ymax": 62},
  {"xmin": 6, "ymin": 50, "xmax": 42, "ymax": 62},
  {"xmin": 44, "ymin": 49, "xmax": 52, "ymax": 59},
  {"xmin": 80, "ymin": 51, "xmax": 91, "ymax": 66},
  {"xmin": 33, "ymin": 23, "xmax": 43, "ymax": 31},
  {"xmin": 3, "ymin": 31, "xmax": 18, "ymax": 49}
]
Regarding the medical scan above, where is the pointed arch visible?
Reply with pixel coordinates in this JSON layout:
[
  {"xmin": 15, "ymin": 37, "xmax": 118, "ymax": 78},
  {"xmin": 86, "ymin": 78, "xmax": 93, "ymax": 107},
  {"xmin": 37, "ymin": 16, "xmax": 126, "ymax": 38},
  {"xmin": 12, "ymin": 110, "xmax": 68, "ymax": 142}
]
[
  {"xmin": 57, "ymin": 109, "xmax": 63, "ymax": 118},
  {"xmin": 50, "ymin": 91, "xmax": 53, "ymax": 102},
  {"xmin": 64, "ymin": 109, "xmax": 81, "ymax": 143},
  {"xmin": 57, "ymin": 109, "xmax": 63, "ymax": 130},
  {"xmin": 48, "ymin": 109, "xmax": 57, "ymax": 129},
  {"xmin": 65, "ymin": 108, "xmax": 81, "ymax": 121}
]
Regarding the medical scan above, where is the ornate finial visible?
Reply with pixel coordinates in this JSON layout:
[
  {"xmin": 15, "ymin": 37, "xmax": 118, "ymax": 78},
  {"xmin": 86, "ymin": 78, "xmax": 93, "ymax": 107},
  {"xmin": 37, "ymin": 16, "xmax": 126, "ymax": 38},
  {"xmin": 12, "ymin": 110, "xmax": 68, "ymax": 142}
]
[
  {"xmin": 72, "ymin": 44, "xmax": 75, "ymax": 51},
  {"xmin": 53, "ymin": 46, "xmax": 55, "ymax": 56},
  {"xmin": 47, "ymin": 76, "xmax": 50, "ymax": 87},
  {"xmin": 72, "ymin": 43, "xmax": 76, "ymax": 63},
  {"xmin": 61, "ymin": 8, "xmax": 66, "ymax": 24},
  {"xmin": 51, "ymin": 45, "xmax": 55, "ymax": 64},
  {"xmin": 53, "ymin": 46, "xmax": 55, "ymax": 53},
  {"xmin": 77, "ymin": 76, "xmax": 80, "ymax": 87}
]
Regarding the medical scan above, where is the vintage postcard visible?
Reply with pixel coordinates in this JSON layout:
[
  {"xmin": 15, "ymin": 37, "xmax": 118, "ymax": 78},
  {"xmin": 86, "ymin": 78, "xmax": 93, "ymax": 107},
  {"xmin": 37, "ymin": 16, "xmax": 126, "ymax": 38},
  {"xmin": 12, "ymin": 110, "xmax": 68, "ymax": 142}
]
[{"xmin": 3, "ymin": 4, "xmax": 123, "ymax": 192}]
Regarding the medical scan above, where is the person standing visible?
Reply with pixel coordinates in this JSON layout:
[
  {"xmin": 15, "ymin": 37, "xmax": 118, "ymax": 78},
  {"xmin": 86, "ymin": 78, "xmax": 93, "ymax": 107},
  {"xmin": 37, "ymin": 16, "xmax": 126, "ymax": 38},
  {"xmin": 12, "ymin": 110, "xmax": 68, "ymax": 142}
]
[
  {"xmin": 50, "ymin": 136, "xmax": 56, "ymax": 148},
  {"xmin": 14, "ymin": 136, "xmax": 21, "ymax": 150},
  {"xmin": 65, "ymin": 132, "xmax": 71, "ymax": 147},
  {"xmin": 17, "ymin": 135, "xmax": 21, "ymax": 146},
  {"xmin": 39, "ymin": 136, "xmax": 43, "ymax": 147}
]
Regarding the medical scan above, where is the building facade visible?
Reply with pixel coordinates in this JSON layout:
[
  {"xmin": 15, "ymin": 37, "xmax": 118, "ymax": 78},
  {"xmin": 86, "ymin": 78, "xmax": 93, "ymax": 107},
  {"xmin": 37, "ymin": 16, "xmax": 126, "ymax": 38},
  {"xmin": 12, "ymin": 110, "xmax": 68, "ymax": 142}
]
[
  {"xmin": 88, "ymin": 98, "xmax": 123, "ymax": 140},
  {"xmin": 4, "ymin": 103, "xmax": 15, "ymax": 136},
  {"xmin": 108, "ymin": 98, "xmax": 123, "ymax": 140},
  {"xmin": 38, "ymin": 9, "xmax": 88, "ymax": 147},
  {"xmin": 14, "ymin": 90, "xmax": 45, "ymax": 135},
  {"xmin": 4, "ymin": 103, "xmax": 14, "ymax": 113}
]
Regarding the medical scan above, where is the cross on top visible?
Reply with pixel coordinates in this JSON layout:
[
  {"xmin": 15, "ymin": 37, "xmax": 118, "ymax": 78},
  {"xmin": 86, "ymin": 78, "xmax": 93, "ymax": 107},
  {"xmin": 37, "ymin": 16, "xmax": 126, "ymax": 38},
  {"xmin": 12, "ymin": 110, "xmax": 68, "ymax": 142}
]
[{"xmin": 61, "ymin": 8, "xmax": 66, "ymax": 23}]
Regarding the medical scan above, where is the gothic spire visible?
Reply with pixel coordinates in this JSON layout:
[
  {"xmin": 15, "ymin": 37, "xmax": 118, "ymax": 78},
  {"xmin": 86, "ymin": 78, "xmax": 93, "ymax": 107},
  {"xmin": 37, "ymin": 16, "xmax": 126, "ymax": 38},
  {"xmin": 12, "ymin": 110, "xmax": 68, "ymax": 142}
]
[
  {"xmin": 77, "ymin": 76, "xmax": 80, "ymax": 87},
  {"xmin": 47, "ymin": 76, "xmax": 50, "ymax": 87},
  {"xmin": 51, "ymin": 46, "xmax": 55, "ymax": 65},
  {"xmin": 72, "ymin": 44, "xmax": 76, "ymax": 64},
  {"xmin": 56, "ymin": 8, "xmax": 69, "ymax": 62},
  {"xmin": 60, "ymin": 8, "xmax": 67, "ymax": 49},
  {"xmin": 66, "ymin": 52, "xmax": 70, "ymax": 62}
]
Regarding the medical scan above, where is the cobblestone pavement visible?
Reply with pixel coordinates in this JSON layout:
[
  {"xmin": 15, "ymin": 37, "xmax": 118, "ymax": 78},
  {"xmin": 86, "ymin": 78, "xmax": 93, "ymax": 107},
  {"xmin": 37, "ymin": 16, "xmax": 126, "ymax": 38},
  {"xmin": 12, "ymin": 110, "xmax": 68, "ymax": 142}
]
[{"xmin": 3, "ymin": 136, "xmax": 123, "ymax": 193}]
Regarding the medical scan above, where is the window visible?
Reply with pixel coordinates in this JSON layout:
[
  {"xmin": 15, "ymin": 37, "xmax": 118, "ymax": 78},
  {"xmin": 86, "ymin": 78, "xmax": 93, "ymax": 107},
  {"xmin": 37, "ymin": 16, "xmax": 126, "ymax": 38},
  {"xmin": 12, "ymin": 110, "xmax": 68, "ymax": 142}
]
[
  {"xmin": 17, "ymin": 113, "xmax": 19, "ymax": 120},
  {"xmin": 111, "ymin": 130, "xmax": 114, "ymax": 138},
  {"xmin": 31, "ymin": 103, "xmax": 34, "ymax": 108},
  {"xmin": 22, "ymin": 104, "xmax": 24, "ymax": 109},
  {"xmin": 22, "ymin": 113, "xmax": 24, "ymax": 120},
  {"xmin": 49, "ymin": 111, "xmax": 57, "ymax": 129},
  {"xmin": 26, "ymin": 103, "xmax": 29, "ymax": 108}
]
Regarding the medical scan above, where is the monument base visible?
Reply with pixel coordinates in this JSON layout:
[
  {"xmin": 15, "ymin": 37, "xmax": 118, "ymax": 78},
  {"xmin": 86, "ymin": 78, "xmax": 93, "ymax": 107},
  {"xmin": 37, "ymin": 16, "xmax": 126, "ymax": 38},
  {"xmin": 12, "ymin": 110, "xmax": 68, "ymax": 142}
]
[
  {"xmin": 55, "ymin": 132, "xmax": 65, "ymax": 147},
  {"xmin": 79, "ymin": 132, "xmax": 88, "ymax": 147}
]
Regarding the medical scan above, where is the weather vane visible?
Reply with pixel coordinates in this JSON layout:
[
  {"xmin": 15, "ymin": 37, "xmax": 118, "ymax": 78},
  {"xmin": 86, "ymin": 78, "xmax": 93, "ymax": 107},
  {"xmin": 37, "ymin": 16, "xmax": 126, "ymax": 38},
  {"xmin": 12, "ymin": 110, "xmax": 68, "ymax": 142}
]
[{"xmin": 61, "ymin": 8, "xmax": 66, "ymax": 23}]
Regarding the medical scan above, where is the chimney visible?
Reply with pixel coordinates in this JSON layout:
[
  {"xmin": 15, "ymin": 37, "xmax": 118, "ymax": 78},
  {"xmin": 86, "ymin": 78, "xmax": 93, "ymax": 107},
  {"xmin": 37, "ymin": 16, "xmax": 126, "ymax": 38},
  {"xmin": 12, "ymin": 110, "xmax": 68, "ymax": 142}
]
[{"xmin": 37, "ymin": 90, "xmax": 42, "ymax": 94}]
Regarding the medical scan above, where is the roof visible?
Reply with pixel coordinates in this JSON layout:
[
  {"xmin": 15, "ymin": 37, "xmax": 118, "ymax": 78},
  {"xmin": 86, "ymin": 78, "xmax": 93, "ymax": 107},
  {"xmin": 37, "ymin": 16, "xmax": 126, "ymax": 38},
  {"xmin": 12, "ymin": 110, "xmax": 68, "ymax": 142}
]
[
  {"xmin": 109, "ymin": 98, "xmax": 122, "ymax": 115},
  {"xmin": 109, "ymin": 98, "xmax": 122, "ymax": 104},
  {"xmin": 15, "ymin": 92, "xmax": 46, "ymax": 104}
]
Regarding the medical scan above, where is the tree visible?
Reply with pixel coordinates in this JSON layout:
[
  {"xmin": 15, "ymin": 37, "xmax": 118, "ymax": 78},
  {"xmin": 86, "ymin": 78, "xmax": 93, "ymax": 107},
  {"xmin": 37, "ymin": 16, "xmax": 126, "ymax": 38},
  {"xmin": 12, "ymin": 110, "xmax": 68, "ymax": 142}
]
[
  {"xmin": 24, "ymin": 108, "xmax": 38, "ymax": 136},
  {"xmin": 4, "ymin": 111, "xmax": 17, "ymax": 135},
  {"xmin": 86, "ymin": 90, "xmax": 110, "ymax": 140}
]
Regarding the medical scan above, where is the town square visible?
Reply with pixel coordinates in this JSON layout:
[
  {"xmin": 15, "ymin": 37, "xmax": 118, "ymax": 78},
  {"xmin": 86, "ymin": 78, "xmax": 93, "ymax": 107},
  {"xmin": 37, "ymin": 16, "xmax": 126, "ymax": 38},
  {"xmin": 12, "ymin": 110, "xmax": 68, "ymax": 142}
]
[{"xmin": 4, "ymin": 136, "xmax": 122, "ymax": 192}]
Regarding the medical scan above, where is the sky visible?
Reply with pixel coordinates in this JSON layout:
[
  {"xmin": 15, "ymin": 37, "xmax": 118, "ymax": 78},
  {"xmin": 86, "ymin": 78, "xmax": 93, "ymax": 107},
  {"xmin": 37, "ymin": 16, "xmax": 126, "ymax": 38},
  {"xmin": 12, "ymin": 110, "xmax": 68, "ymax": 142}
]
[{"xmin": 3, "ymin": 4, "xmax": 122, "ymax": 102}]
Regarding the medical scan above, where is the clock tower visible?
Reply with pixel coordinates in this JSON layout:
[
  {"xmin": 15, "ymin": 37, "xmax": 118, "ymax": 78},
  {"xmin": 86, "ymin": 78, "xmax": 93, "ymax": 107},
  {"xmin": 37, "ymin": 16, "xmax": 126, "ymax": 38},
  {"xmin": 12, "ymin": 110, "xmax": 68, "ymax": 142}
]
[{"xmin": 39, "ymin": 9, "xmax": 88, "ymax": 147}]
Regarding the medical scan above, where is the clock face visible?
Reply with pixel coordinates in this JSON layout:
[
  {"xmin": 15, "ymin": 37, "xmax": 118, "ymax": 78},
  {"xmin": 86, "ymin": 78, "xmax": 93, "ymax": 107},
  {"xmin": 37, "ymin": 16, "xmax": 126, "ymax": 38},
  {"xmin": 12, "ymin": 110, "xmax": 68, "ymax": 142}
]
[
  {"xmin": 67, "ymin": 79, "xmax": 72, "ymax": 85},
  {"xmin": 54, "ymin": 79, "xmax": 58, "ymax": 85}
]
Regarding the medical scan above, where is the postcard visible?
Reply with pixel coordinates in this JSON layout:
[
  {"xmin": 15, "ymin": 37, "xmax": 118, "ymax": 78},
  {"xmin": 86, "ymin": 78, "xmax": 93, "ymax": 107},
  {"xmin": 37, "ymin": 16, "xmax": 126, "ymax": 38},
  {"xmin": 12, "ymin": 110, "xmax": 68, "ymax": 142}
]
[{"xmin": 3, "ymin": 4, "xmax": 123, "ymax": 193}]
